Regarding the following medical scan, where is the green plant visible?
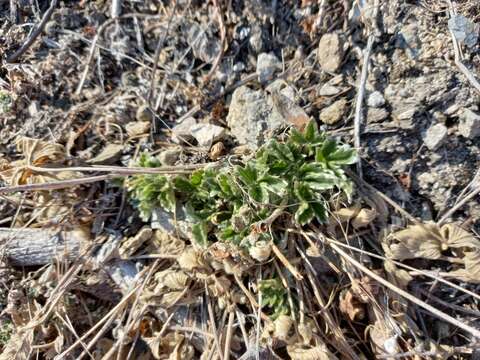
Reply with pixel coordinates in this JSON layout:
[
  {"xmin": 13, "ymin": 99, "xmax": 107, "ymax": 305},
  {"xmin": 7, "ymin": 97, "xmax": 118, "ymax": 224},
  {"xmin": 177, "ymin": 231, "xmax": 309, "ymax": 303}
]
[
  {"xmin": 258, "ymin": 278, "xmax": 291, "ymax": 319},
  {"xmin": 127, "ymin": 122, "xmax": 357, "ymax": 247},
  {"xmin": 0, "ymin": 320, "xmax": 13, "ymax": 348},
  {"xmin": 0, "ymin": 91, "xmax": 12, "ymax": 114}
]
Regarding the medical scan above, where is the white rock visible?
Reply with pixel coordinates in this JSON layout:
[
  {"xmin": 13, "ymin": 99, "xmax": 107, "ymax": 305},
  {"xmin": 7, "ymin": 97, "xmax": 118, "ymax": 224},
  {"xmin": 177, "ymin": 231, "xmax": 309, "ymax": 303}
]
[
  {"xmin": 190, "ymin": 123, "xmax": 225, "ymax": 146},
  {"xmin": 256, "ymin": 52, "xmax": 281, "ymax": 83},
  {"xmin": 367, "ymin": 91, "xmax": 385, "ymax": 108},
  {"xmin": 424, "ymin": 123, "xmax": 447, "ymax": 150},
  {"xmin": 319, "ymin": 84, "xmax": 341, "ymax": 96},
  {"xmin": 458, "ymin": 109, "xmax": 480, "ymax": 139}
]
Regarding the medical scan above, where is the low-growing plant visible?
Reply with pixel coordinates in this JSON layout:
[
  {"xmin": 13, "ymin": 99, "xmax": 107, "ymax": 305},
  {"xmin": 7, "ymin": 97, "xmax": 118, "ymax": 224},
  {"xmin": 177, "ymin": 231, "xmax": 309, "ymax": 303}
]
[
  {"xmin": 258, "ymin": 278, "xmax": 290, "ymax": 319},
  {"xmin": 127, "ymin": 122, "xmax": 357, "ymax": 247}
]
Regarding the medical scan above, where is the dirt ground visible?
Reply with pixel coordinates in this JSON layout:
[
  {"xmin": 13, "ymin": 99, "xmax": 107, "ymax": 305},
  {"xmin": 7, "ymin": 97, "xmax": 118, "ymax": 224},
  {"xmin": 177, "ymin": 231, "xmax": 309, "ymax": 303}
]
[{"xmin": 1, "ymin": 0, "xmax": 480, "ymax": 359}]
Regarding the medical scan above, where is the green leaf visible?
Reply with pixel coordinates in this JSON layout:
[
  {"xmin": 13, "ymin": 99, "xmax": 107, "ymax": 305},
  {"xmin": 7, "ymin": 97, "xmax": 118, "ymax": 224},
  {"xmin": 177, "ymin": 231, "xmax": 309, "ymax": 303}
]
[
  {"xmin": 190, "ymin": 170, "xmax": 204, "ymax": 186},
  {"xmin": 304, "ymin": 121, "xmax": 318, "ymax": 142},
  {"xmin": 303, "ymin": 171, "xmax": 337, "ymax": 191},
  {"xmin": 317, "ymin": 139, "xmax": 357, "ymax": 167},
  {"xmin": 294, "ymin": 201, "xmax": 314, "ymax": 225},
  {"xmin": 237, "ymin": 164, "xmax": 257, "ymax": 186},
  {"xmin": 174, "ymin": 176, "xmax": 194, "ymax": 192},
  {"xmin": 258, "ymin": 175, "xmax": 288, "ymax": 194},
  {"xmin": 310, "ymin": 201, "xmax": 328, "ymax": 223},
  {"xmin": 294, "ymin": 181, "xmax": 313, "ymax": 202},
  {"xmin": 192, "ymin": 222, "xmax": 209, "ymax": 247}
]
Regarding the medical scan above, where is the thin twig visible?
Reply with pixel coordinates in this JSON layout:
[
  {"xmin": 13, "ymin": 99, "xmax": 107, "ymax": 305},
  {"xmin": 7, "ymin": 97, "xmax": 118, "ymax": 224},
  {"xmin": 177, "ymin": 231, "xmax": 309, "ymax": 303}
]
[
  {"xmin": 148, "ymin": 0, "xmax": 178, "ymax": 107},
  {"xmin": 328, "ymin": 240, "xmax": 480, "ymax": 339},
  {"xmin": 6, "ymin": 0, "xmax": 59, "ymax": 62},
  {"xmin": 353, "ymin": 34, "xmax": 374, "ymax": 179},
  {"xmin": 447, "ymin": 1, "xmax": 480, "ymax": 94},
  {"xmin": 438, "ymin": 186, "xmax": 480, "ymax": 225}
]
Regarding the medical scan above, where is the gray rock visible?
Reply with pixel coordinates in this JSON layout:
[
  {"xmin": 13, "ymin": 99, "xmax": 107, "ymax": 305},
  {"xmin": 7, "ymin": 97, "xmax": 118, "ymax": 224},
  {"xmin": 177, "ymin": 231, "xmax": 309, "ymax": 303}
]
[
  {"xmin": 424, "ymin": 123, "xmax": 448, "ymax": 150},
  {"xmin": 186, "ymin": 22, "xmax": 220, "ymax": 64},
  {"xmin": 190, "ymin": 123, "xmax": 226, "ymax": 146},
  {"xmin": 459, "ymin": 109, "xmax": 480, "ymax": 139},
  {"xmin": 256, "ymin": 53, "xmax": 281, "ymax": 83},
  {"xmin": 249, "ymin": 25, "xmax": 265, "ymax": 54},
  {"xmin": 158, "ymin": 147, "xmax": 181, "ymax": 166},
  {"xmin": 319, "ymin": 99, "xmax": 348, "ymax": 125},
  {"xmin": 448, "ymin": 14, "xmax": 478, "ymax": 48},
  {"xmin": 317, "ymin": 33, "xmax": 344, "ymax": 73},
  {"xmin": 226, "ymin": 86, "xmax": 286, "ymax": 149},
  {"xmin": 172, "ymin": 117, "xmax": 197, "ymax": 144},
  {"xmin": 367, "ymin": 91, "xmax": 385, "ymax": 108},
  {"xmin": 266, "ymin": 79, "xmax": 295, "ymax": 101}
]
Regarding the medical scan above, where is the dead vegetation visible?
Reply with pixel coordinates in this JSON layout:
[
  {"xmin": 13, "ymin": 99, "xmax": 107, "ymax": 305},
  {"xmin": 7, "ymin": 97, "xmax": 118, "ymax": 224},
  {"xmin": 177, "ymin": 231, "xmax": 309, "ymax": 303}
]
[{"xmin": 1, "ymin": 0, "xmax": 480, "ymax": 359}]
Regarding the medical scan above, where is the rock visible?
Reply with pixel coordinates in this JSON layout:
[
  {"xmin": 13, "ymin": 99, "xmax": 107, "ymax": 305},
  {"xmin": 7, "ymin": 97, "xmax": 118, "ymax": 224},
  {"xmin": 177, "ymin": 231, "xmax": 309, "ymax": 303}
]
[
  {"xmin": 256, "ymin": 52, "xmax": 281, "ymax": 83},
  {"xmin": 190, "ymin": 123, "xmax": 225, "ymax": 147},
  {"xmin": 319, "ymin": 84, "xmax": 341, "ymax": 96},
  {"xmin": 448, "ymin": 14, "xmax": 478, "ymax": 48},
  {"xmin": 125, "ymin": 121, "xmax": 150, "ymax": 136},
  {"xmin": 319, "ymin": 99, "xmax": 348, "ymax": 125},
  {"xmin": 249, "ymin": 25, "xmax": 265, "ymax": 54},
  {"xmin": 186, "ymin": 22, "xmax": 220, "ymax": 64},
  {"xmin": 317, "ymin": 33, "xmax": 344, "ymax": 73},
  {"xmin": 226, "ymin": 86, "xmax": 286, "ymax": 149},
  {"xmin": 367, "ymin": 108, "xmax": 389, "ymax": 123},
  {"xmin": 367, "ymin": 91, "xmax": 385, "ymax": 108},
  {"xmin": 458, "ymin": 109, "xmax": 480, "ymax": 139},
  {"xmin": 135, "ymin": 104, "xmax": 154, "ymax": 122},
  {"xmin": 172, "ymin": 117, "xmax": 197, "ymax": 144},
  {"xmin": 266, "ymin": 79, "xmax": 295, "ymax": 101},
  {"xmin": 397, "ymin": 23, "xmax": 421, "ymax": 59},
  {"xmin": 423, "ymin": 123, "xmax": 448, "ymax": 150},
  {"xmin": 158, "ymin": 147, "xmax": 181, "ymax": 166},
  {"xmin": 87, "ymin": 143, "xmax": 123, "ymax": 164}
]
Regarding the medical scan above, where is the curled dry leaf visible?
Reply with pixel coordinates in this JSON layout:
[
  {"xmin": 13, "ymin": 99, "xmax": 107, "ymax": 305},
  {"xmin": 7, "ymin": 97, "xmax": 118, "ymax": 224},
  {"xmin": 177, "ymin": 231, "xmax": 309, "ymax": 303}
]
[
  {"xmin": 445, "ymin": 250, "xmax": 480, "ymax": 283},
  {"xmin": 248, "ymin": 240, "xmax": 272, "ymax": 262},
  {"xmin": 329, "ymin": 206, "xmax": 377, "ymax": 232},
  {"xmin": 384, "ymin": 223, "xmax": 480, "ymax": 261},
  {"xmin": 339, "ymin": 288, "xmax": 365, "ymax": 321},
  {"xmin": 177, "ymin": 247, "xmax": 206, "ymax": 271},
  {"xmin": 0, "ymin": 137, "xmax": 67, "ymax": 185},
  {"xmin": 148, "ymin": 230, "xmax": 185, "ymax": 256},
  {"xmin": 119, "ymin": 227, "xmax": 153, "ymax": 258},
  {"xmin": 273, "ymin": 315, "xmax": 294, "ymax": 342},
  {"xmin": 155, "ymin": 269, "xmax": 190, "ymax": 290},
  {"xmin": 287, "ymin": 343, "xmax": 339, "ymax": 360},
  {"xmin": 145, "ymin": 332, "xmax": 194, "ymax": 360}
]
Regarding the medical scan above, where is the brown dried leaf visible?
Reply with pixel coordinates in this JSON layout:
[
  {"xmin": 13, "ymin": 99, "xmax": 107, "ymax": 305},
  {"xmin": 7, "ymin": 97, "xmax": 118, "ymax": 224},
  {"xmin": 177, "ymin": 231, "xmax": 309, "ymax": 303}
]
[
  {"xmin": 330, "ymin": 206, "xmax": 377, "ymax": 231},
  {"xmin": 287, "ymin": 344, "xmax": 339, "ymax": 360},
  {"xmin": 446, "ymin": 250, "xmax": 480, "ymax": 283},
  {"xmin": 339, "ymin": 289, "xmax": 365, "ymax": 321},
  {"xmin": 155, "ymin": 269, "xmax": 190, "ymax": 290},
  {"xmin": 384, "ymin": 223, "xmax": 480, "ymax": 261},
  {"xmin": 148, "ymin": 231, "xmax": 185, "ymax": 256},
  {"xmin": 120, "ymin": 227, "xmax": 153, "ymax": 258},
  {"xmin": 270, "ymin": 90, "xmax": 310, "ymax": 131},
  {"xmin": 15, "ymin": 137, "xmax": 65, "ymax": 165}
]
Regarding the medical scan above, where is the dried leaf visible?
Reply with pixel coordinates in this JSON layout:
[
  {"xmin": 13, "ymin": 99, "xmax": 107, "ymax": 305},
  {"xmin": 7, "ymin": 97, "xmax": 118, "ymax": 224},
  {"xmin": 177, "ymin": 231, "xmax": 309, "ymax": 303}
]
[
  {"xmin": 287, "ymin": 344, "xmax": 338, "ymax": 360},
  {"xmin": 384, "ymin": 223, "xmax": 480, "ymax": 261},
  {"xmin": 330, "ymin": 206, "xmax": 376, "ymax": 230},
  {"xmin": 271, "ymin": 90, "xmax": 310, "ymax": 131},
  {"xmin": 120, "ymin": 227, "xmax": 152, "ymax": 258},
  {"xmin": 177, "ymin": 247, "xmax": 206, "ymax": 271},
  {"xmin": 339, "ymin": 289, "xmax": 365, "ymax": 321},
  {"xmin": 15, "ymin": 137, "xmax": 65, "ymax": 165},
  {"xmin": 155, "ymin": 269, "xmax": 190, "ymax": 290},
  {"xmin": 273, "ymin": 315, "xmax": 293, "ymax": 342},
  {"xmin": 148, "ymin": 231, "xmax": 185, "ymax": 256}
]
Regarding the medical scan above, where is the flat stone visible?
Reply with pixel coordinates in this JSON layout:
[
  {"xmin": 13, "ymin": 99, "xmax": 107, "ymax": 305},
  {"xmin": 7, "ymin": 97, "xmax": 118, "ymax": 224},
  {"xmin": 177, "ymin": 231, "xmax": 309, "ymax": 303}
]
[
  {"xmin": 424, "ymin": 123, "xmax": 448, "ymax": 150},
  {"xmin": 458, "ymin": 109, "xmax": 480, "ymax": 139},
  {"xmin": 190, "ymin": 123, "xmax": 226, "ymax": 147},
  {"xmin": 158, "ymin": 147, "xmax": 181, "ymax": 166},
  {"xmin": 319, "ymin": 99, "xmax": 348, "ymax": 125},
  {"xmin": 125, "ymin": 121, "xmax": 150, "ymax": 136},
  {"xmin": 317, "ymin": 33, "xmax": 344, "ymax": 73},
  {"xmin": 319, "ymin": 84, "xmax": 341, "ymax": 96}
]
